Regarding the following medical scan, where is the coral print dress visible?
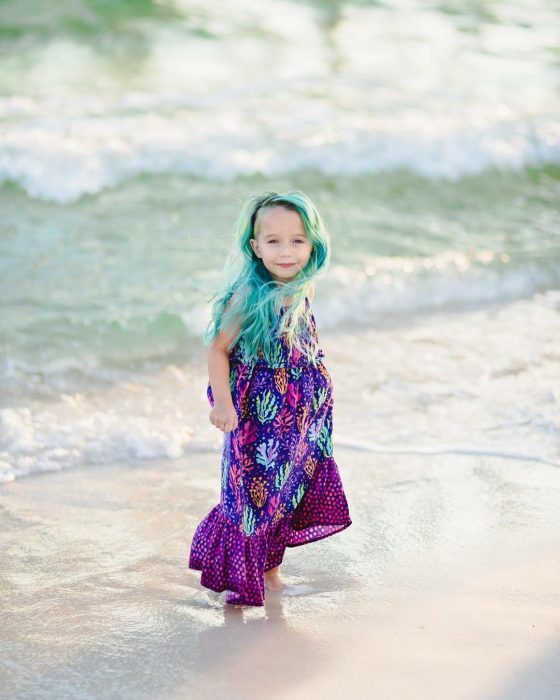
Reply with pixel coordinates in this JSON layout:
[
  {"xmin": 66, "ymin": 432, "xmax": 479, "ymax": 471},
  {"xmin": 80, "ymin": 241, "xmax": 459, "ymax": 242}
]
[{"xmin": 189, "ymin": 297, "xmax": 352, "ymax": 606}]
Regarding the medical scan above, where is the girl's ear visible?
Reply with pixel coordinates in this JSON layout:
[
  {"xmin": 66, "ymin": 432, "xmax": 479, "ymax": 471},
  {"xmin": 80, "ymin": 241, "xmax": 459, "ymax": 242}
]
[{"xmin": 249, "ymin": 237, "xmax": 261, "ymax": 259}]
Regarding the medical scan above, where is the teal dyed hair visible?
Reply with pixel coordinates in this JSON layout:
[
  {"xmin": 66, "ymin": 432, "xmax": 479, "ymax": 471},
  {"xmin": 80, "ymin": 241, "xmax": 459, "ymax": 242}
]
[{"xmin": 203, "ymin": 190, "xmax": 331, "ymax": 366}]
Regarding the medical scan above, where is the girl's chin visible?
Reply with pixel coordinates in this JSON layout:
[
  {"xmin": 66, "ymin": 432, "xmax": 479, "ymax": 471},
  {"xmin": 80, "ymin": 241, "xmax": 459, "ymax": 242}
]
[{"xmin": 272, "ymin": 273, "xmax": 297, "ymax": 283}]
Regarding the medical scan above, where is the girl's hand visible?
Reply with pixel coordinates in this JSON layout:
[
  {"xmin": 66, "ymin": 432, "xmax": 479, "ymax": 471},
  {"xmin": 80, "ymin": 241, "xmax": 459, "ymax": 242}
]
[{"xmin": 209, "ymin": 400, "xmax": 239, "ymax": 433}]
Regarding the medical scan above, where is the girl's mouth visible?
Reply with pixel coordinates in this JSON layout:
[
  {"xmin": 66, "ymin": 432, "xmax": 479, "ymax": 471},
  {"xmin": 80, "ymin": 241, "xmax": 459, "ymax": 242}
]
[{"xmin": 277, "ymin": 263, "xmax": 295, "ymax": 268}]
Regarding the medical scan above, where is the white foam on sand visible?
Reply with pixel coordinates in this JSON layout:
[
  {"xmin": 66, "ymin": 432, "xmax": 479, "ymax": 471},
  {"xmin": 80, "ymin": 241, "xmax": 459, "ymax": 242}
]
[{"xmin": 2, "ymin": 290, "xmax": 558, "ymax": 484}]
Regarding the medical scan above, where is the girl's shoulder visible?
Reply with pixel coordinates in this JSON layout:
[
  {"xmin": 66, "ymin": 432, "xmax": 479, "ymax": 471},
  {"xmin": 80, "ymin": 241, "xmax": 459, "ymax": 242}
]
[
  {"xmin": 307, "ymin": 283, "xmax": 315, "ymax": 303},
  {"xmin": 212, "ymin": 289, "xmax": 244, "ymax": 352}
]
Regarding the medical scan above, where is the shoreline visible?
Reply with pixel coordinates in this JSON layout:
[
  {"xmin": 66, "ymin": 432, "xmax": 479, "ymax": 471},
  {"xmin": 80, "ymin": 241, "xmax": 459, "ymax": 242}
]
[{"xmin": 2, "ymin": 288, "xmax": 558, "ymax": 485}]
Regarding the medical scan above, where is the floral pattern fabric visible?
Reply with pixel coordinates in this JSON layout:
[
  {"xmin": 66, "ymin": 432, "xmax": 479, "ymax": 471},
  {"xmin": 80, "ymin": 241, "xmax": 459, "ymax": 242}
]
[{"xmin": 188, "ymin": 298, "xmax": 352, "ymax": 606}]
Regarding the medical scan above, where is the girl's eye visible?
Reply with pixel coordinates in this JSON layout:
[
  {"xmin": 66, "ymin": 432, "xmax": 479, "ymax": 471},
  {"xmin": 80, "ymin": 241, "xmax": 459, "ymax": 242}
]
[{"xmin": 266, "ymin": 239, "xmax": 306, "ymax": 244}]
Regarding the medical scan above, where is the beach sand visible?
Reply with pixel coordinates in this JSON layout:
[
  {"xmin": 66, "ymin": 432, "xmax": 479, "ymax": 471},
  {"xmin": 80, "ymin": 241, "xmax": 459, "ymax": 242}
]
[{"xmin": 1, "ymin": 443, "xmax": 559, "ymax": 700}]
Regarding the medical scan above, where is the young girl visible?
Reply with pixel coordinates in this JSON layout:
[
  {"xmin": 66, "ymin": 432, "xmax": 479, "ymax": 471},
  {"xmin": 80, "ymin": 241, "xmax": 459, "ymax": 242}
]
[{"xmin": 188, "ymin": 190, "xmax": 352, "ymax": 607}]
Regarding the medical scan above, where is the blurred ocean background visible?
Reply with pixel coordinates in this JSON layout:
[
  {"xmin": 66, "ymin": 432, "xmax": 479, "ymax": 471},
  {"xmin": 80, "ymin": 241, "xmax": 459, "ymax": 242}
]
[{"xmin": 1, "ymin": 0, "xmax": 559, "ymax": 482}]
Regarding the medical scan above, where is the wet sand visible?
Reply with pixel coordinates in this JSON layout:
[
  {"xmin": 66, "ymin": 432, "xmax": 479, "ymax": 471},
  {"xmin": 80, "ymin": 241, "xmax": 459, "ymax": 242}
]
[{"xmin": 1, "ymin": 445, "xmax": 559, "ymax": 700}]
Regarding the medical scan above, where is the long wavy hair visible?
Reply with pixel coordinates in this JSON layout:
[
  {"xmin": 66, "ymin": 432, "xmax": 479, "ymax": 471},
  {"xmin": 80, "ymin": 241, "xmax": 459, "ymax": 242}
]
[{"xmin": 203, "ymin": 190, "xmax": 331, "ymax": 366}]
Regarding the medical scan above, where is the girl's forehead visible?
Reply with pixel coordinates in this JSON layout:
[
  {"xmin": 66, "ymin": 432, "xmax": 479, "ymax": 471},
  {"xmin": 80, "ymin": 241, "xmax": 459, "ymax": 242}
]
[{"xmin": 257, "ymin": 206, "xmax": 305, "ymax": 235}]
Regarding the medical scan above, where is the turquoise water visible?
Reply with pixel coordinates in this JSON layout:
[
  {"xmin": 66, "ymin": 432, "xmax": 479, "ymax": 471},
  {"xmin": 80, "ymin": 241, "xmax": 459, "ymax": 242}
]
[
  {"xmin": 0, "ymin": 0, "xmax": 558, "ymax": 480},
  {"xmin": 2, "ymin": 168, "xmax": 558, "ymax": 402}
]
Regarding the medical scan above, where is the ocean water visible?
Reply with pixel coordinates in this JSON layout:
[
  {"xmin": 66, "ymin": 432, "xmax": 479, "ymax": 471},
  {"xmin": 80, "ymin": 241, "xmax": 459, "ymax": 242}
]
[{"xmin": 0, "ymin": 0, "xmax": 559, "ymax": 482}]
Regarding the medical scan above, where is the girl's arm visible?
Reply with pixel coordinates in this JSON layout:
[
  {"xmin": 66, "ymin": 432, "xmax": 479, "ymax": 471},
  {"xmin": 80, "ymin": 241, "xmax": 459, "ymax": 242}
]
[
  {"xmin": 207, "ymin": 296, "xmax": 242, "ymax": 406},
  {"xmin": 207, "ymin": 345, "xmax": 233, "ymax": 405},
  {"xmin": 207, "ymin": 297, "xmax": 242, "ymax": 433}
]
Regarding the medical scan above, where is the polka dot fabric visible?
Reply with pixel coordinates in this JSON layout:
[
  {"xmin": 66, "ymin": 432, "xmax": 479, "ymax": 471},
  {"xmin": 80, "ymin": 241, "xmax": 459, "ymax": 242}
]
[{"xmin": 188, "ymin": 297, "xmax": 352, "ymax": 606}]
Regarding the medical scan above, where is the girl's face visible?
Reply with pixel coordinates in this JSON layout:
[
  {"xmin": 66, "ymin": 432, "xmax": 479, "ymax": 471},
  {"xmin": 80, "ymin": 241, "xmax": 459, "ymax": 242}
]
[{"xmin": 249, "ymin": 206, "xmax": 313, "ymax": 284}]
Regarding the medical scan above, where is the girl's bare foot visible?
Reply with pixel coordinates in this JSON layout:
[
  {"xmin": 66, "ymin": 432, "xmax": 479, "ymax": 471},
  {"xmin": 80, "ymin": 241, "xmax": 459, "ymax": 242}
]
[{"xmin": 264, "ymin": 565, "xmax": 284, "ymax": 592}]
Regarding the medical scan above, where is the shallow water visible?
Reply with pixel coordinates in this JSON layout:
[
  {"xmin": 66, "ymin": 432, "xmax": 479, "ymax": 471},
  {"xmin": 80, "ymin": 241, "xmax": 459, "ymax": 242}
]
[{"xmin": 1, "ymin": 289, "xmax": 558, "ymax": 483}]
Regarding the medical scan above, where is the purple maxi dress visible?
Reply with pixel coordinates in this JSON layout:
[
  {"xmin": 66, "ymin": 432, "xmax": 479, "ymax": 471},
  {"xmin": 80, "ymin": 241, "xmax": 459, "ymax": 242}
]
[{"xmin": 188, "ymin": 297, "xmax": 352, "ymax": 606}]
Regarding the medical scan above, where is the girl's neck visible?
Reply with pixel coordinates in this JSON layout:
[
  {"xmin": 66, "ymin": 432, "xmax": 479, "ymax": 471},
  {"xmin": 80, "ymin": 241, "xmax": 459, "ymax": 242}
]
[{"xmin": 281, "ymin": 295, "xmax": 309, "ymax": 309}]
